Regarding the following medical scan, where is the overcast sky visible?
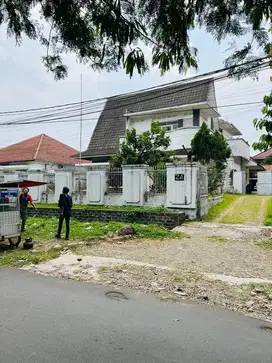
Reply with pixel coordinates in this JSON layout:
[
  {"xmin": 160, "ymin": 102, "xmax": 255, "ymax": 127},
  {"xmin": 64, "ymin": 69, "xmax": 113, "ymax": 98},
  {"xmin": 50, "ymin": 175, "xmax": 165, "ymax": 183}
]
[{"xmin": 0, "ymin": 23, "xmax": 271, "ymax": 155}]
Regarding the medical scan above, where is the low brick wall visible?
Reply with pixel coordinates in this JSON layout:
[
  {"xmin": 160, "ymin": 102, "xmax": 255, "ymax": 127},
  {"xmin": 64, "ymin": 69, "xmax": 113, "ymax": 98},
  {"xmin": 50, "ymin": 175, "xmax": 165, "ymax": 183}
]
[
  {"xmin": 208, "ymin": 195, "xmax": 223, "ymax": 208},
  {"xmin": 29, "ymin": 208, "xmax": 186, "ymax": 229}
]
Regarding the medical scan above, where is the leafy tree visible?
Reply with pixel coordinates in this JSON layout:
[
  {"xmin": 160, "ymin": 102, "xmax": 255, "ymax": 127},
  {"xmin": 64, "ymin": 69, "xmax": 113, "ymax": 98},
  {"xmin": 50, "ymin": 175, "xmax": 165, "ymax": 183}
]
[
  {"xmin": 110, "ymin": 120, "xmax": 174, "ymax": 167},
  {"xmin": 263, "ymin": 155, "xmax": 272, "ymax": 165},
  {"xmin": 253, "ymin": 94, "xmax": 272, "ymax": 152},
  {"xmin": 2, "ymin": 1, "xmax": 272, "ymax": 80},
  {"xmin": 191, "ymin": 123, "xmax": 231, "ymax": 194}
]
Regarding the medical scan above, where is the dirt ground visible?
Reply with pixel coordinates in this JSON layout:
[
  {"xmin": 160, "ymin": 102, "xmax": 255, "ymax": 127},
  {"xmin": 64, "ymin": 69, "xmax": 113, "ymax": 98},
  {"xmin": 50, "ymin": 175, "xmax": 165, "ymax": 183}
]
[{"xmin": 23, "ymin": 222, "xmax": 272, "ymax": 322}]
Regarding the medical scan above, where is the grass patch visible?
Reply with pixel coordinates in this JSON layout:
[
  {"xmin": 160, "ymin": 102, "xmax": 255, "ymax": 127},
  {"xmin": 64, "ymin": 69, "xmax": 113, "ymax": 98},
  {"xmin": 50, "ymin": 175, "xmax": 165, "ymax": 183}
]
[
  {"xmin": 172, "ymin": 271, "xmax": 202, "ymax": 283},
  {"xmin": 0, "ymin": 247, "xmax": 61, "ymax": 268},
  {"xmin": 249, "ymin": 283, "xmax": 272, "ymax": 296},
  {"xmin": 203, "ymin": 194, "xmax": 240, "ymax": 222},
  {"xmin": 219, "ymin": 195, "xmax": 267, "ymax": 224},
  {"xmin": 257, "ymin": 239, "xmax": 272, "ymax": 250},
  {"xmin": 207, "ymin": 236, "xmax": 229, "ymax": 243},
  {"xmin": 22, "ymin": 217, "xmax": 184, "ymax": 242},
  {"xmin": 36, "ymin": 203, "xmax": 173, "ymax": 213},
  {"xmin": 264, "ymin": 197, "xmax": 272, "ymax": 226}
]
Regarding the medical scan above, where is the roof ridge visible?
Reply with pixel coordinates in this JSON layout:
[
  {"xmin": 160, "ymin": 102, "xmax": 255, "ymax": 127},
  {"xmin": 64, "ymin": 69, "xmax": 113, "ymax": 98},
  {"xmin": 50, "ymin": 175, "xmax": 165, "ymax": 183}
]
[
  {"xmin": 111, "ymin": 77, "xmax": 214, "ymax": 100},
  {"xmin": 34, "ymin": 134, "xmax": 44, "ymax": 160}
]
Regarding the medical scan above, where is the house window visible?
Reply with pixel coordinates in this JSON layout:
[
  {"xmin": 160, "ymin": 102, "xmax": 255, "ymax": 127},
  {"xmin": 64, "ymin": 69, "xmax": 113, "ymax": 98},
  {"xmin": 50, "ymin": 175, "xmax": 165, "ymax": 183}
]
[
  {"xmin": 193, "ymin": 109, "xmax": 200, "ymax": 126},
  {"xmin": 211, "ymin": 118, "xmax": 214, "ymax": 130},
  {"xmin": 159, "ymin": 118, "xmax": 183, "ymax": 131}
]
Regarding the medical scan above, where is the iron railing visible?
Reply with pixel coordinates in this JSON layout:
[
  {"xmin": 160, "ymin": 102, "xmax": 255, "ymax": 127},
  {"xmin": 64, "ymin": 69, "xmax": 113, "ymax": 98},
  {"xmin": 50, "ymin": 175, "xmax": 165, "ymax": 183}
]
[
  {"xmin": 106, "ymin": 168, "xmax": 123, "ymax": 194},
  {"xmin": 147, "ymin": 165, "xmax": 167, "ymax": 194}
]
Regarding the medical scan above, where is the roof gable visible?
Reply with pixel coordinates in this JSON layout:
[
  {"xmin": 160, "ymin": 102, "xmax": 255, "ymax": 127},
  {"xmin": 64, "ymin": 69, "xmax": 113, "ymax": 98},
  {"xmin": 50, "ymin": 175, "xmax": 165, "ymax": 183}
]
[{"xmin": 82, "ymin": 78, "xmax": 216, "ymax": 159}]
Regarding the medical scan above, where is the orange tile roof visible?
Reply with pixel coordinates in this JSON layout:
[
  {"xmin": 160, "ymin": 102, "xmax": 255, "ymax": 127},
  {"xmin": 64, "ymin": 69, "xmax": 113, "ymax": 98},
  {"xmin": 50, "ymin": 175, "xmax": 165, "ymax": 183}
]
[
  {"xmin": 0, "ymin": 134, "xmax": 90, "ymax": 165},
  {"xmin": 253, "ymin": 148, "xmax": 272, "ymax": 160}
]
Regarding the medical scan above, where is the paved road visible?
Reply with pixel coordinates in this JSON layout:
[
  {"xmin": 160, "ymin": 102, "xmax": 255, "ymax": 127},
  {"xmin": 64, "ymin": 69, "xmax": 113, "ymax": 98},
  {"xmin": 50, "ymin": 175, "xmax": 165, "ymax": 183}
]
[{"xmin": 0, "ymin": 269, "xmax": 271, "ymax": 363}]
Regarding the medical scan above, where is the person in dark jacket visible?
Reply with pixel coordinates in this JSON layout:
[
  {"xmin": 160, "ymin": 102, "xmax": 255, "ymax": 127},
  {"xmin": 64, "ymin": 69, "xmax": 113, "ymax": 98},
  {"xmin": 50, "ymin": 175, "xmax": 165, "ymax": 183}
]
[{"xmin": 55, "ymin": 187, "xmax": 73, "ymax": 240}]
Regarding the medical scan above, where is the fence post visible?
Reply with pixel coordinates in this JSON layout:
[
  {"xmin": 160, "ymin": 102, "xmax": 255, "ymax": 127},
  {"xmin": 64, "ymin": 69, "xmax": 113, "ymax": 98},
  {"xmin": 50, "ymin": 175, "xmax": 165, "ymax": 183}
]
[
  {"xmin": 166, "ymin": 163, "xmax": 198, "ymax": 215},
  {"xmin": 55, "ymin": 171, "xmax": 73, "ymax": 203},
  {"xmin": 86, "ymin": 166, "xmax": 107, "ymax": 205},
  {"xmin": 122, "ymin": 165, "xmax": 148, "ymax": 206}
]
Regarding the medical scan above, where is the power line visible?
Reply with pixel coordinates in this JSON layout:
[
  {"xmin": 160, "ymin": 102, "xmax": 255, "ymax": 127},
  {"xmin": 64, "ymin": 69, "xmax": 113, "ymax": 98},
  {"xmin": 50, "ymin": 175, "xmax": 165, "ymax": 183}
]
[
  {"xmin": 1, "ymin": 61, "xmax": 270, "ymax": 127},
  {"xmin": 0, "ymin": 100, "xmax": 265, "ymax": 126},
  {"xmin": 0, "ymin": 55, "xmax": 270, "ymax": 117}
]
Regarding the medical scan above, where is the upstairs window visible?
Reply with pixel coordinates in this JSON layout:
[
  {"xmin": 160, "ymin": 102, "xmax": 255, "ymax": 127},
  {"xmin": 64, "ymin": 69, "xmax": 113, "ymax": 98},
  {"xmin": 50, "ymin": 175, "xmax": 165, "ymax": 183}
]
[
  {"xmin": 211, "ymin": 118, "xmax": 214, "ymax": 130},
  {"xmin": 160, "ymin": 118, "xmax": 184, "ymax": 131}
]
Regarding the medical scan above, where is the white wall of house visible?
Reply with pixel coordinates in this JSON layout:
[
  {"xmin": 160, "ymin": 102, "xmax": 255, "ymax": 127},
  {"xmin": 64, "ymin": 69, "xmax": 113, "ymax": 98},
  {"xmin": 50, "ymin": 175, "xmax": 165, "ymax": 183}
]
[
  {"xmin": 126, "ymin": 109, "xmax": 218, "ymax": 152},
  {"xmin": 0, "ymin": 161, "xmax": 70, "ymax": 172},
  {"xmin": 227, "ymin": 139, "xmax": 250, "ymax": 160}
]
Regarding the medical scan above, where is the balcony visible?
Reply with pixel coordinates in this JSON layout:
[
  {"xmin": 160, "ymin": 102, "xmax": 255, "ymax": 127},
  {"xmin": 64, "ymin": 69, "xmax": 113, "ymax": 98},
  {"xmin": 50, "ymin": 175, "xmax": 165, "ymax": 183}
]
[
  {"xmin": 227, "ymin": 138, "xmax": 250, "ymax": 160},
  {"xmin": 120, "ymin": 127, "xmax": 201, "ymax": 151},
  {"xmin": 166, "ymin": 127, "xmax": 200, "ymax": 150}
]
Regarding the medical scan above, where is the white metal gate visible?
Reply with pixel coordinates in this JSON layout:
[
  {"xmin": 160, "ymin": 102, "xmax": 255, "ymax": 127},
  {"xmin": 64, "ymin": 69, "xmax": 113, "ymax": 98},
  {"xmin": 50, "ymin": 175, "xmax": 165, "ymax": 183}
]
[{"xmin": 166, "ymin": 164, "xmax": 198, "ymax": 208}]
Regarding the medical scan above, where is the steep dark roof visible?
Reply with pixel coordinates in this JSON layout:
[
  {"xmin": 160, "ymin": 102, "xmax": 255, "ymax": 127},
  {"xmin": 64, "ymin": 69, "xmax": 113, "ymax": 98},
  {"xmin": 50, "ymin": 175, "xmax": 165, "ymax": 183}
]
[{"xmin": 82, "ymin": 78, "xmax": 216, "ymax": 159}]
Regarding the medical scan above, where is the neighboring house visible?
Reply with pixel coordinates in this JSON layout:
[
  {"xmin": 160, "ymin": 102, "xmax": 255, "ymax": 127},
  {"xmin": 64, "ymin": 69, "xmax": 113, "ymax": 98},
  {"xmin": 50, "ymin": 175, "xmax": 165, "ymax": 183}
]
[
  {"xmin": 0, "ymin": 134, "xmax": 89, "ymax": 172},
  {"xmin": 81, "ymin": 77, "xmax": 261, "ymax": 192},
  {"xmin": 0, "ymin": 134, "xmax": 90, "ymax": 203},
  {"xmin": 253, "ymin": 149, "xmax": 272, "ymax": 170}
]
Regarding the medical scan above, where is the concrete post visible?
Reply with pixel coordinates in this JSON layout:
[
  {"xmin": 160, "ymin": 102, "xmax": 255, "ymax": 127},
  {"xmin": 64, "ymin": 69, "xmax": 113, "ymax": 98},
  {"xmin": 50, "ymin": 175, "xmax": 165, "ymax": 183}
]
[
  {"xmin": 122, "ymin": 165, "xmax": 148, "ymax": 206},
  {"xmin": 86, "ymin": 166, "xmax": 107, "ymax": 205}
]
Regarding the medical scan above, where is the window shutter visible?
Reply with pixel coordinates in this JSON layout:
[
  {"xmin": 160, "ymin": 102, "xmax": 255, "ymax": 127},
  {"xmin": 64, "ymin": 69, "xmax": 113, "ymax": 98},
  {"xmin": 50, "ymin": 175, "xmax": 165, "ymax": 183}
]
[
  {"xmin": 193, "ymin": 109, "xmax": 200, "ymax": 126},
  {"xmin": 178, "ymin": 119, "xmax": 183, "ymax": 128},
  {"xmin": 211, "ymin": 118, "xmax": 214, "ymax": 130}
]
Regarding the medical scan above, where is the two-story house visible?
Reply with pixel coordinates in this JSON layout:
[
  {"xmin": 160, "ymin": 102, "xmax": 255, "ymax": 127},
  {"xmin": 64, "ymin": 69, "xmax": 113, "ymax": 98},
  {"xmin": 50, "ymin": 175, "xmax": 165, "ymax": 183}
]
[{"xmin": 80, "ymin": 77, "xmax": 261, "ymax": 192}]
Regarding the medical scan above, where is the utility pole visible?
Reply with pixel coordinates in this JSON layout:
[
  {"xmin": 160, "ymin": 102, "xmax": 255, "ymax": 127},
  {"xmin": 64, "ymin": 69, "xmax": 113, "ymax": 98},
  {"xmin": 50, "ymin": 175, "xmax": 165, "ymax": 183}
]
[{"xmin": 79, "ymin": 74, "xmax": 83, "ymax": 165}]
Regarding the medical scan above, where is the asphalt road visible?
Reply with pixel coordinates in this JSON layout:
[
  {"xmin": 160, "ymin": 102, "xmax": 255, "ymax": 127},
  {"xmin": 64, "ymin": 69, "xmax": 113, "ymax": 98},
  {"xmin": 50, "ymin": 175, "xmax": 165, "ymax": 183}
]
[{"xmin": 0, "ymin": 269, "xmax": 271, "ymax": 363}]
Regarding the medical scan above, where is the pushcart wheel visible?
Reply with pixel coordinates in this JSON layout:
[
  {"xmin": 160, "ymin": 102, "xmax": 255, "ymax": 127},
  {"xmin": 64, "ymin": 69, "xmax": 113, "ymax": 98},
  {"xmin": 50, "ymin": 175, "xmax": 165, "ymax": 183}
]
[{"xmin": 8, "ymin": 236, "xmax": 21, "ymax": 247}]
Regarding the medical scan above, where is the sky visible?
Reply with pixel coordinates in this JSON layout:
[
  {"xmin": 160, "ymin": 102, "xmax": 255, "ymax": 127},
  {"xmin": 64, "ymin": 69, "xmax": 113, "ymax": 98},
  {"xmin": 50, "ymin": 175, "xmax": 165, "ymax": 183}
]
[{"xmin": 0, "ymin": 20, "xmax": 271, "ymax": 155}]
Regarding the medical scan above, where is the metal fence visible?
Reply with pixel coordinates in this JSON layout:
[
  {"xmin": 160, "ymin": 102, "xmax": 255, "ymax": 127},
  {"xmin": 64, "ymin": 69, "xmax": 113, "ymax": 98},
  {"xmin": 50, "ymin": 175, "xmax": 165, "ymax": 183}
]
[
  {"xmin": 106, "ymin": 168, "xmax": 123, "ymax": 194},
  {"xmin": 147, "ymin": 165, "xmax": 167, "ymax": 194},
  {"xmin": 73, "ymin": 172, "xmax": 87, "ymax": 193}
]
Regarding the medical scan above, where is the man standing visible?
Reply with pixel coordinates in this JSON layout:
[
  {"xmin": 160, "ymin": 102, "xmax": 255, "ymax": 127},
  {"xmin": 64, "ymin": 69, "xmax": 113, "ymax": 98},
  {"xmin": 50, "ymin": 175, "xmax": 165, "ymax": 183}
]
[
  {"xmin": 55, "ymin": 187, "xmax": 73, "ymax": 240},
  {"xmin": 19, "ymin": 188, "xmax": 36, "ymax": 232}
]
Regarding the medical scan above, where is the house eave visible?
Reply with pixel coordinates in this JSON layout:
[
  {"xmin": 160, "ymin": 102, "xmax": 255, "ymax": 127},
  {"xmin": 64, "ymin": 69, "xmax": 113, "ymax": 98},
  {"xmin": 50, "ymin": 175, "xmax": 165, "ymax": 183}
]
[{"xmin": 124, "ymin": 102, "xmax": 220, "ymax": 118}]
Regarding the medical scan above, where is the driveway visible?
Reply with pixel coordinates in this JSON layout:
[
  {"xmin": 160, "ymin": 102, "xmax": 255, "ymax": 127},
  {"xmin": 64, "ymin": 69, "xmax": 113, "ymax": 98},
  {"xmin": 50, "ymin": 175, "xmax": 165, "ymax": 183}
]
[{"xmin": 0, "ymin": 269, "xmax": 272, "ymax": 363}]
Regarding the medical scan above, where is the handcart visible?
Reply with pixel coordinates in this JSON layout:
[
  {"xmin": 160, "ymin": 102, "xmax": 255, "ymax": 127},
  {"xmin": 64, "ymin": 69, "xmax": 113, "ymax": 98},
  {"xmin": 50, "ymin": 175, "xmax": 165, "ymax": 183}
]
[{"xmin": 0, "ymin": 180, "xmax": 47, "ymax": 247}]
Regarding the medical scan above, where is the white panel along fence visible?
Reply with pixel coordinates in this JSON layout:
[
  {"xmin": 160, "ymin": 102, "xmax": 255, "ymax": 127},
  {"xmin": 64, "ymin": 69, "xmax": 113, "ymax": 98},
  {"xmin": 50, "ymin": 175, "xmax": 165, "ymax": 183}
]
[{"xmin": 0, "ymin": 163, "xmax": 209, "ymax": 219}]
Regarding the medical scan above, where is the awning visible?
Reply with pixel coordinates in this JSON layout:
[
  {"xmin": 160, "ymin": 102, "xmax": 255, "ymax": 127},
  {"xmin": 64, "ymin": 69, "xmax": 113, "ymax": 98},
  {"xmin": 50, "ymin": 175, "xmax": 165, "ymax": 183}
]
[{"xmin": 0, "ymin": 180, "xmax": 47, "ymax": 188}]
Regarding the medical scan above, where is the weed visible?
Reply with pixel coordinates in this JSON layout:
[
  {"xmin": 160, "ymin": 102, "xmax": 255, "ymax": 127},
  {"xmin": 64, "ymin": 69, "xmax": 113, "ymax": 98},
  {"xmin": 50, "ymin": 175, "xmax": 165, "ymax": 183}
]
[
  {"xmin": 0, "ymin": 247, "xmax": 61, "ymax": 268},
  {"xmin": 22, "ymin": 218, "xmax": 184, "ymax": 242},
  {"xmin": 264, "ymin": 198, "xmax": 272, "ymax": 226},
  {"xmin": 249, "ymin": 283, "xmax": 272, "ymax": 296},
  {"xmin": 172, "ymin": 271, "xmax": 202, "ymax": 283},
  {"xmin": 207, "ymin": 236, "xmax": 229, "ymax": 243},
  {"xmin": 257, "ymin": 239, "xmax": 272, "ymax": 250}
]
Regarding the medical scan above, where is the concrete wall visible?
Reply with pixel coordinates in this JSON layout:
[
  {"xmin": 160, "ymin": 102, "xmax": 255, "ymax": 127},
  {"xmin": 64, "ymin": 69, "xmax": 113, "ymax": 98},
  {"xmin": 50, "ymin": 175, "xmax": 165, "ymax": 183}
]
[
  {"xmin": 227, "ymin": 139, "xmax": 250, "ymax": 160},
  {"xmin": 0, "ymin": 163, "xmax": 213, "ymax": 219},
  {"xmin": 257, "ymin": 171, "xmax": 272, "ymax": 195},
  {"xmin": 208, "ymin": 195, "xmax": 223, "ymax": 208}
]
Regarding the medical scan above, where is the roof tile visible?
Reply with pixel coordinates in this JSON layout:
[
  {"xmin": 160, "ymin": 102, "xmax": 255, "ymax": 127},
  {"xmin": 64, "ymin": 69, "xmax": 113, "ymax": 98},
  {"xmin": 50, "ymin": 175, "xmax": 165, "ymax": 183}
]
[{"xmin": 0, "ymin": 134, "xmax": 89, "ymax": 165}]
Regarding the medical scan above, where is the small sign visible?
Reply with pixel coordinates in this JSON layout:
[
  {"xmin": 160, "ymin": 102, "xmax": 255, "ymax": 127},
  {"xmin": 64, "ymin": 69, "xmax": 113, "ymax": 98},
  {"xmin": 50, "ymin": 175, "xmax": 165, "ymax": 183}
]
[{"xmin": 175, "ymin": 173, "xmax": 184, "ymax": 181}]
